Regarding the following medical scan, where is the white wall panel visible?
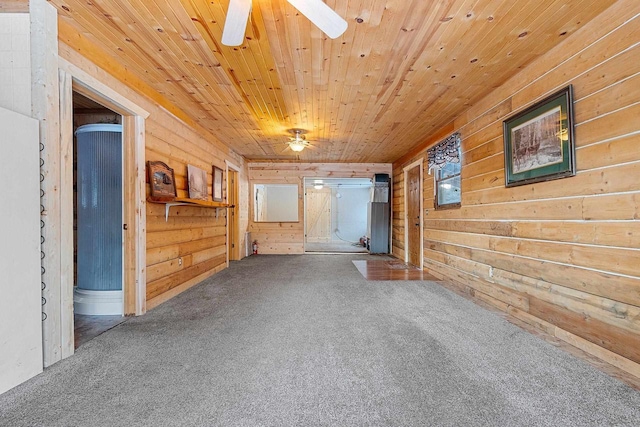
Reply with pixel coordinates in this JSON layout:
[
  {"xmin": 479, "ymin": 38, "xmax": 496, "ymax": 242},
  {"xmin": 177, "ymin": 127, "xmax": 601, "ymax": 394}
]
[
  {"xmin": 0, "ymin": 106, "xmax": 43, "ymax": 394},
  {"xmin": 0, "ymin": 13, "xmax": 31, "ymax": 116}
]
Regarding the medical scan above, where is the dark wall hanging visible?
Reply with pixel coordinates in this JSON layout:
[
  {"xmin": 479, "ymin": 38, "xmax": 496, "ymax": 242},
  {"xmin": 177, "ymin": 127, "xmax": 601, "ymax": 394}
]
[{"xmin": 147, "ymin": 161, "xmax": 177, "ymax": 201}]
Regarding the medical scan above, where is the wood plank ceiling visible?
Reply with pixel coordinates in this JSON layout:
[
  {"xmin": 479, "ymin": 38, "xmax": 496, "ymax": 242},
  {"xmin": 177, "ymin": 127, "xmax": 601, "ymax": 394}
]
[{"xmin": 48, "ymin": 0, "xmax": 615, "ymax": 163}]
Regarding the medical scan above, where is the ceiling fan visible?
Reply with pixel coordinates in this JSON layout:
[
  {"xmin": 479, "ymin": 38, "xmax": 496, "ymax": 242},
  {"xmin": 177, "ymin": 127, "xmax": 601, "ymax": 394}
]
[
  {"xmin": 286, "ymin": 129, "xmax": 314, "ymax": 152},
  {"xmin": 222, "ymin": 0, "xmax": 348, "ymax": 46}
]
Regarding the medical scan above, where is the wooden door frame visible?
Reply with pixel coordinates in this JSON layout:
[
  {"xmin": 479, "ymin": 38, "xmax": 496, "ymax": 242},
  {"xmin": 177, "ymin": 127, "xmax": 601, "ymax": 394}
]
[
  {"xmin": 403, "ymin": 159, "xmax": 424, "ymax": 269},
  {"xmin": 226, "ymin": 160, "xmax": 241, "ymax": 263},
  {"xmin": 32, "ymin": 0, "xmax": 147, "ymax": 367},
  {"xmin": 58, "ymin": 59, "xmax": 149, "ymax": 357}
]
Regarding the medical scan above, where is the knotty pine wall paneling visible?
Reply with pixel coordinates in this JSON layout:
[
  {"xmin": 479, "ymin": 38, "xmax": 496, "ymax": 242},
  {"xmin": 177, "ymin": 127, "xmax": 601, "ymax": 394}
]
[
  {"xmin": 143, "ymin": 110, "xmax": 246, "ymax": 308},
  {"xmin": 58, "ymin": 40, "xmax": 248, "ymax": 310},
  {"xmin": 392, "ymin": 2, "xmax": 640, "ymax": 377},
  {"xmin": 248, "ymin": 163, "xmax": 392, "ymax": 254}
]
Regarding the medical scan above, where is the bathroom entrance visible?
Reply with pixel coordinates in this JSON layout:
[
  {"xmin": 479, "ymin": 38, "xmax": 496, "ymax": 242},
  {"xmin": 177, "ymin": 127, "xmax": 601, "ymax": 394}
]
[{"xmin": 72, "ymin": 92, "xmax": 126, "ymax": 348}]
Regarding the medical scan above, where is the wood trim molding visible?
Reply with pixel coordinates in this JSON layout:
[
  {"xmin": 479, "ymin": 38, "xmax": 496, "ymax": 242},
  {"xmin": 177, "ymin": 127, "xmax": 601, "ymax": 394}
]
[
  {"xmin": 32, "ymin": 0, "xmax": 63, "ymax": 368},
  {"xmin": 58, "ymin": 55, "xmax": 147, "ymax": 316},
  {"xmin": 123, "ymin": 115, "xmax": 147, "ymax": 316},
  {"xmin": 225, "ymin": 159, "xmax": 242, "ymax": 172},
  {"xmin": 58, "ymin": 57, "xmax": 150, "ymax": 119},
  {"xmin": 58, "ymin": 68, "xmax": 74, "ymax": 359},
  {"xmin": 225, "ymin": 160, "xmax": 241, "ymax": 265},
  {"xmin": 134, "ymin": 115, "xmax": 147, "ymax": 315}
]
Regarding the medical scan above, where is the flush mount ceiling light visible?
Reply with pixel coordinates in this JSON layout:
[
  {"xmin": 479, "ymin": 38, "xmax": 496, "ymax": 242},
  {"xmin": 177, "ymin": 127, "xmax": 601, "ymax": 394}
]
[
  {"xmin": 313, "ymin": 179, "xmax": 323, "ymax": 190},
  {"xmin": 222, "ymin": 0, "xmax": 348, "ymax": 46}
]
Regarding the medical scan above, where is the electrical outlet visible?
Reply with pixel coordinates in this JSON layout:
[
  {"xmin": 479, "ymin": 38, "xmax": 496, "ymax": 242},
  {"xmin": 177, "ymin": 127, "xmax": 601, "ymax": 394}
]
[{"xmin": 178, "ymin": 257, "xmax": 183, "ymax": 266}]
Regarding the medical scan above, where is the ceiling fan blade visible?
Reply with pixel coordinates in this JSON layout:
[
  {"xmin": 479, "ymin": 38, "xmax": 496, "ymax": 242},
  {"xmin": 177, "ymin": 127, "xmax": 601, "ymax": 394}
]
[
  {"xmin": 287, "ymin": 0, "xmax": 348, "ymax": 39},
  {"xmin": 222, "ymin": 0, "xmax": 252, "ymax": 46}
]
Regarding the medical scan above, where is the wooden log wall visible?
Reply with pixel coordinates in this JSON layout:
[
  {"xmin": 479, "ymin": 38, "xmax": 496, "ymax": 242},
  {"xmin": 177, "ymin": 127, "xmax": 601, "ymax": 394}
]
[
  {"xmin": 393, "ymin": 2, "xmax": 640, "ymax": 377},
  {"xmin": 143, "ymin": 106, "xmax": 250, "ymax": 309},
  {"xmin": 58, "ymin": 36, "xmax": 248, "ymax": 310},
  {"xmin": 248, "ymin": 162, "xmax": 392, "ymax": 254}
]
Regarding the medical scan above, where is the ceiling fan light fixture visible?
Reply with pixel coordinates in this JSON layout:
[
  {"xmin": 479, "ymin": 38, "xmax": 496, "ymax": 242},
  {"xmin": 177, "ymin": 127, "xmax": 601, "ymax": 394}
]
[
  {"xmin": 289, "ymin": 141, "xmax": 306, "ymax": 152},
  {"xmin": 288, "ymin": 128, "xmax": 309, "ymax": 152}
]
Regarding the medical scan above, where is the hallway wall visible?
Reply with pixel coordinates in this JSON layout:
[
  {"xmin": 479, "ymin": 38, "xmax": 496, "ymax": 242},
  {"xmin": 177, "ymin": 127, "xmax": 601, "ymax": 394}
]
[
  {"xmin": 392, "ymin": 2, "xmax": 640, "ymax": 376},
  {"xmin": 57, "ymin": 35, "xmax": 248, "ymax": 309},
  {"xmin": 248, "ymin": 162, "xmax": 391, "ymax": 253}
]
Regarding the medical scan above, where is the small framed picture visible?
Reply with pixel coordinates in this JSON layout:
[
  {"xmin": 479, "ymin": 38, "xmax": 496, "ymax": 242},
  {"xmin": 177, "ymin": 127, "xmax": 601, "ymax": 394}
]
[
  {"xmin": 187, "ymin": 164, "xmax": 208, "ymax": 200},
  {"xmin": 503, "ymin": 85, "xmax": 576, "ymax": 187},
  {"xmin": 212, "ymin": 166, "xmax": 223, "ymax": 202},
  {"xmin": 147, "ymin": 161, "xmax": 177, "ymax": 201}
]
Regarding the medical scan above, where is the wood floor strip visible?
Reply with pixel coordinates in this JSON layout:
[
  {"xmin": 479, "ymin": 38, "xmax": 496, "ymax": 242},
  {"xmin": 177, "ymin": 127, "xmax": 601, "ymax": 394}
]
[{"xmin": 353, "ymin": 259, "xmax": 441, "ymax": 281}]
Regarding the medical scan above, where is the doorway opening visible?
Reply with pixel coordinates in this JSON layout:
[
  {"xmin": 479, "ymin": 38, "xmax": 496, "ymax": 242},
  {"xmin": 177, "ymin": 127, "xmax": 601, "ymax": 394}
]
[
  {"xmin": 72, "ymin": 92, "xmax": 126, "ymax": 348},
  {"xmin": 304, "ymin": 178, "xmax": 371, "ymax": 253},
  {"xmin": 50, "ymin": 65, "xmax": 147, "ymax": 364},
  {"xmin": 226, "ymin": 164, "xmax": 241, "ymax": 261}
]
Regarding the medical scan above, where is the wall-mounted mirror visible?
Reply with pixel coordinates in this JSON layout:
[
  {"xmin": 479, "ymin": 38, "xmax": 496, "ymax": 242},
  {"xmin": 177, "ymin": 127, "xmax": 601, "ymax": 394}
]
[{"xmin": 254, "ymin": 184, "xmax": 299, "ymax": 222}]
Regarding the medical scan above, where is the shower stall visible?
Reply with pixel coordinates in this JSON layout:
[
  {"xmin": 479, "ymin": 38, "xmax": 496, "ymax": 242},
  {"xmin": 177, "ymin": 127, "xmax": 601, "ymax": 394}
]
[{"xmin": 73, "ymin": 124, "xmax": 124, "ymax": 315}]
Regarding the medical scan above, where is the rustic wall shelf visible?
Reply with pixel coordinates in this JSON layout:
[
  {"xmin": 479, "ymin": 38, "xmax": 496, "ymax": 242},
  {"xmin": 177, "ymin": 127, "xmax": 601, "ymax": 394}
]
[{"xmin": 148, "ymin": 197, "xmax": 229, "ymax": 221}]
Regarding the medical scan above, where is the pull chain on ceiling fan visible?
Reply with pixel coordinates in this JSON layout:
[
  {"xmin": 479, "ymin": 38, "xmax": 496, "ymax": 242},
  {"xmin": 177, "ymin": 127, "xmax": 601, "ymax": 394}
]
[{"xmin": 222, "ymin": 0, "xmax": 348, "ymax": 46}]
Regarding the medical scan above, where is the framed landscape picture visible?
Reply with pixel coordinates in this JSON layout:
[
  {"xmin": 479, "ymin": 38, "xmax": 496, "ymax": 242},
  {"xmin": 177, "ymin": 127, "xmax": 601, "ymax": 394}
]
[
  {"xmin": 503, "ymin": 85, "xmax": 576, "ymax": 187},
  {"xmin": 187, "ymin": 164, "xmax": 209, "ymax": 200},
  {"xmin": 212, "ymin": 166, "xmax": 223, "ymax": 202}
]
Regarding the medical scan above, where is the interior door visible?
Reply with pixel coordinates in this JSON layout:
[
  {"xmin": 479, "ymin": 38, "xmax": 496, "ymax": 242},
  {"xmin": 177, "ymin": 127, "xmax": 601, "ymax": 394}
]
[
  {"xmin": 406, "ymin": 165, "xmax": 422, "ymax": 267},
  {"xmin": 227, "ymin": 169, "xmax": 240, "ymax": 260},
  {"xmin": 305, "ymin": 188, "xmax": 332, "ymax": 243}
]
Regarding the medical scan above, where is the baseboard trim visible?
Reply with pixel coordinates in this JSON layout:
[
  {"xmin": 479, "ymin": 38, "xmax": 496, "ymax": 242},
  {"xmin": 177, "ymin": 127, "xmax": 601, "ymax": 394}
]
[{"xmin": 146, "ymin": 264, "xmax": 227, "ymax": 311}]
